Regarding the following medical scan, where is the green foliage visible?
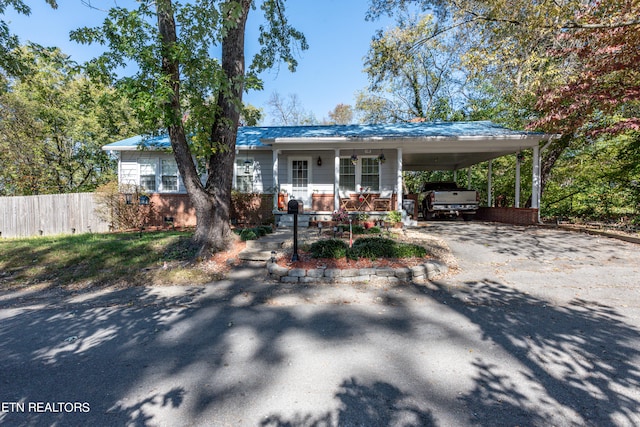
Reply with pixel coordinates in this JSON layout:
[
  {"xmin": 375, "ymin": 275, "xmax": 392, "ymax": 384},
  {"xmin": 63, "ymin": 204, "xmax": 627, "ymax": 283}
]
[
  {"xmin": 0, "ymin": 45, "xmax": 136, "ymax": 195},
  {"xmin": 357, "ymin": 13, "xmax": 467, "ymax": 123},
  {"xmin": 353, "ymin": 237, "xmax": 427, "ymax": 260},
  {"xmin": 236, "ymin": 225, "xmax": 272, "ymax": 241},
  {"xmin": 309, "ymin": 238, "xmax": 349, "ymax": 259},
  {"xmin": 386, "ymin": 211, "xmax": 402, "ymax": 224},
  {"xmin": 542, "ymin": 132, "xmax": 640, "ymax": 221},
  {"xmin": 367, "ymin": 226, "xmax": 382, "ymax": 234},
  {"xmin": 240, "ymin": 229, "xmax": 258, "ymax": 241},
  {"xmin": 310, "ymin": 237, "xmax": 427, "ymax": 261},
  {"xmin": 352, "ymin": 225, "xmax": 366, "ymax": 235}
]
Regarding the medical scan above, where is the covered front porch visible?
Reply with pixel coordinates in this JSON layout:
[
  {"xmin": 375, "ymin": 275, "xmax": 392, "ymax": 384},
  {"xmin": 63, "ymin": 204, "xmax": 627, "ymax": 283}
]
[{"xmin": 256, "ymin": 122, "xmax": 554, "ymax": 224}]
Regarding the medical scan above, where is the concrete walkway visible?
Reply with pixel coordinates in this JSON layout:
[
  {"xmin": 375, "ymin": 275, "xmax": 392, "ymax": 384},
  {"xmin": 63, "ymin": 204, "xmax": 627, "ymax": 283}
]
[{"xmin": 1, "ymin": 222, "xmax": 639, "ymax": 426}]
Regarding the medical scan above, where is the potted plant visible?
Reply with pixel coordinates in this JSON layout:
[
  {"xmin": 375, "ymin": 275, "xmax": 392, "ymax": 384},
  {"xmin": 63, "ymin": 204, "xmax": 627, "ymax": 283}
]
[{"xmin": 385, "ymin": 210, "xmax": 403, "ymax": 228}]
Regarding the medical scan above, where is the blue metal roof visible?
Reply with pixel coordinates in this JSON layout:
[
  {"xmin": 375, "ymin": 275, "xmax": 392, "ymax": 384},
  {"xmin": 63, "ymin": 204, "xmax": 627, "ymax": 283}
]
[{"xmin": 103, "ymin": 121, "xmax": 542, "ymax": 150}]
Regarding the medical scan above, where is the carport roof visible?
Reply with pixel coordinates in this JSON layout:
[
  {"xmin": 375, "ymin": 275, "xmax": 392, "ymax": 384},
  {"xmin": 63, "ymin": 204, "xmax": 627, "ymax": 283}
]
[{"xmin": 103, "ymin": 121, "xmax": 555, "ymax": 170}]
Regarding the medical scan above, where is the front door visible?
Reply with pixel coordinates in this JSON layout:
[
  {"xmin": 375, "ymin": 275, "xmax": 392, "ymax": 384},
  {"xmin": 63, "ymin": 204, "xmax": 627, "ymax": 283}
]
[{"xmin": 289, "ymin": 157, "xmax": 311, "ymax": 207}]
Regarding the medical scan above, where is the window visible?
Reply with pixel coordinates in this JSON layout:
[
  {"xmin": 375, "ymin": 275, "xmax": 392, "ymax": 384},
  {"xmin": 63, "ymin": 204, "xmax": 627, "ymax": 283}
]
[
  {"xmin": 339, "ymin": 158, "xmax": 356, "ymax": 192},
  {"xmin": 161, "ymin": 159, "xmax": 179, "ymax": 192},
  {"xmin": 139, "ymin": 159, "xmax": 157, "ymax": 192},
  {"xmin": 339, "ymin": 157, "xmax": 379, "ymax": 192},
  {"xmin": 235, "ymin": 158, "xmax": 253, "ymax": 192},
  {"xmin": 361, "ymin": 158, "xmax": 380, "ymax": 191}
]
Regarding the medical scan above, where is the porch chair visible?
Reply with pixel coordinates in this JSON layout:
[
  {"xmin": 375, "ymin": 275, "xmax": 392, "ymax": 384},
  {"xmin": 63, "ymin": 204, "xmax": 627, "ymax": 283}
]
[
  {"xmin": 340, "ymin": 197, "xmax": 357, "ymax": 211},
  {"xmin": 373, "ymin": 197, "xmax": 391, "ymax": 211}
]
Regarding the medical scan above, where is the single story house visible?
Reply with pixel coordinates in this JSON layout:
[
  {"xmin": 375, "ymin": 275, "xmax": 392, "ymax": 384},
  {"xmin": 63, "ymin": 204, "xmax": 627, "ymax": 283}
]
[{"xmin": 102, "ymin": 121, "xmax": 554, "ymax": 226}]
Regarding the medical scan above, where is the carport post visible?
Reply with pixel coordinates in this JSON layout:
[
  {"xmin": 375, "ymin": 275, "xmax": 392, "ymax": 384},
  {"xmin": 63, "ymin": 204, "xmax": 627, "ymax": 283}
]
[
  {"xmin": 396, "ymin": 147, "xmax": 403, "ymax": 211},
  {"xmin": 515, "ymin": 152, "xmax": 521, "ymax": 208},
  {"xmin": 467, "ymin": 167, "xmax": 472, "ymax": 190},
  {"xmin": 487, "ymin": 160, "xmax": 493, "ymax": 207},
  {"xmin": 272, "ymin": 150, "xmax": 280, "ymax": 210},
  {"xmin": 334, "ymin": 149, "xmax": 340, "ymax": 211},
  {"xmin": 532, "ymin": 145, "xmax": 540, "ymax": 210}
]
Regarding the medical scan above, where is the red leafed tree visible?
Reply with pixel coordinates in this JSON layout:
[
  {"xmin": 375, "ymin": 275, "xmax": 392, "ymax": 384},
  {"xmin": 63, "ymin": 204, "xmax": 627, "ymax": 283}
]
[{"xmin": 532, "ymin": 0, "xmax": 640, "ymax": 135}]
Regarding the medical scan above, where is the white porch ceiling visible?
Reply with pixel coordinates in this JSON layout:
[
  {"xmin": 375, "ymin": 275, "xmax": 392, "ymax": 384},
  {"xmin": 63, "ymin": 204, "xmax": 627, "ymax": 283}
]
[{"xmin": 269, "ymin": 135, "xmax": 548, "ymax": 171}]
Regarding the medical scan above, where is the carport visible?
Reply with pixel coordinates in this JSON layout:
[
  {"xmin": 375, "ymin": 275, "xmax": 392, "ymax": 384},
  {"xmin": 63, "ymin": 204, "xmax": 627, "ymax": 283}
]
[{"xmin": 259, "ymin": 121, "xmax": 555, "ymax": 222}]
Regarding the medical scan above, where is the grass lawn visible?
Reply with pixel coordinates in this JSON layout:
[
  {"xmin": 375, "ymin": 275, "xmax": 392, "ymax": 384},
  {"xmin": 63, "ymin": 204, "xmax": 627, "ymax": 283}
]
[{"xmin": 0, "ymin": 230, "xmax": 222, "ymax": 291}]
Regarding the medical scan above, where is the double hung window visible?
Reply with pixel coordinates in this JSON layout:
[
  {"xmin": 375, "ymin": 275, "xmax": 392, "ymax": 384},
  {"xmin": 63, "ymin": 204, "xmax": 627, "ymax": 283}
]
[
  {"xmin": 235, "ymin": 158, "xmax": 254, "ymax": 192},
  {"xmin": 161, "ymin": 159, "xmax": 179, "ymax": 192},
  {"xmin": 139, "ymin": 159, "xmax": 157, "ymax": 192},
  {"xmin": 339, "ymin": 157, "xmax": 379, "ymax": 192}
]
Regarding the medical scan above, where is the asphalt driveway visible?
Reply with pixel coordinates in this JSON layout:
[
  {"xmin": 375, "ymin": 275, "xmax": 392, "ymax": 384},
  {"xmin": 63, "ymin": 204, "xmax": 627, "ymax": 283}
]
[{"xmin": 1, "ymin": 222, "xmax": 639, "ymax": 426}]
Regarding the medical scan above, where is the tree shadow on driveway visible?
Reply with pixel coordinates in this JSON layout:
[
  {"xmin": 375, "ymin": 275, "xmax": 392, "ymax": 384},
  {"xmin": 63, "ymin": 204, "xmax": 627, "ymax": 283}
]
[{"xmin": 427, "ymin": 278, "xmax": 640, "ymax": 426}]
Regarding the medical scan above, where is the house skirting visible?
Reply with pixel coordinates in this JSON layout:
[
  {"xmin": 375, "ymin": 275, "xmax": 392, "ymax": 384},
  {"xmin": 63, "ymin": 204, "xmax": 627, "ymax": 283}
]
[
  {"xmin": 143, "ymin": 193, "xmax": 275, "ymax": 228},
  {"xmin": 475, "ymin": 207, "xmax": 539, "ymax": 225}
]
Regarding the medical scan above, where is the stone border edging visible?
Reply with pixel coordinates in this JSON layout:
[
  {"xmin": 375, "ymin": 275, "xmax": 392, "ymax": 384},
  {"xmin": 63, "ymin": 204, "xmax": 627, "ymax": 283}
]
[
  {"xmin": 540, "ymin": 223, "xmax": 640, "ymax": 245},
  {"xmin": 266, "ymin": 259, "xmax": 448, "ymax": 284}
]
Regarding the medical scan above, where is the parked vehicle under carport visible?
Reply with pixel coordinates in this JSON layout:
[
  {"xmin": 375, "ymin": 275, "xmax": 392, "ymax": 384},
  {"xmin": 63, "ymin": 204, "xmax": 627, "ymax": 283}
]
[{"xmin": 419, "ymin": 182, "xmax": 479, "ymax": 220}]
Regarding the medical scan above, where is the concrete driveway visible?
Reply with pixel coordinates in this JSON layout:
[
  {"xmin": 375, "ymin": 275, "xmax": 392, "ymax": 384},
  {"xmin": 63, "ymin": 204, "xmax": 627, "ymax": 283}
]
[{"xmin": 1, "ymin": 222, "xmax": 639, "ymax": 426}]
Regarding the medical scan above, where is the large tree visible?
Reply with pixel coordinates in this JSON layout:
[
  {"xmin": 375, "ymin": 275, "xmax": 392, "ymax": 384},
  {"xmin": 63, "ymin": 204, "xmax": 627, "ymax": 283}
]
[
  {"xmin": 0, "ymin": 0, "xmax": 57, "ymax": 84},
  {"xmin": 0, "ymin": 44, "xmax": 135, "ymax": 195},
  {"xmin": 267, "ymin": 91, "xmax": 316, "ymax": 125},
  {"xmin": 357, "ymin": 13, "xmax": 466, "ymax": 123},
  {"xmin": 367, "ymin": 0, "xmax": 640, "ymax": 203},
  {"xmin": 73, "ymin": 0, "xmax": 307, "ymax": 256}
]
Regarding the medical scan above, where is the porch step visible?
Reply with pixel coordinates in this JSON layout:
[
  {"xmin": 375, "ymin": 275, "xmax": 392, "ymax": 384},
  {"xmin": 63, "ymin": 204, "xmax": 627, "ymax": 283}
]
[
  {"xmin": 277, "ymin": 214, "xmax": 310, "ymax": 228},
  {"xmin": 238, "ymin": 229, "xmax": 290, "ymax": 262}
]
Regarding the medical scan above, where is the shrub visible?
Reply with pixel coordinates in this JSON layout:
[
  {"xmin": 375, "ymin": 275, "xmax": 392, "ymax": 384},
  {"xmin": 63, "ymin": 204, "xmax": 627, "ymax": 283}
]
[
  {"xmin": 386, "ymin": 211, "xmax": 402, "ymax": 224},
  {"xmin": 367, "ymin": 226, "xmax": 381, "ymax": 234},
  {"xmin": 352, "ymin": 237, "xmax": 396, "ymax": 259},
  {"xmin": 94, "ymin": 181, "xmax": 155, "ymax": 231},
  {"xmin": 352, "ymin": 237, "xmax": 428, "ymax": 260},
  {"xmin": 309, "ymin": 239, "xmax": 348, "ymax": 259},
  {"xmin": 252, "ymin": 226, "xmax": 267, "ymax": 237},
  {"xmin": 352, "ymin": 225, "xmax": 366, "ymax": 234},
  {"xmin": 258, "ymin": 225, "xmax": 273, "ymax": 235},
  {"xmin": 240, "ymin": 229, "xmax": 258, "ymax": 241}
]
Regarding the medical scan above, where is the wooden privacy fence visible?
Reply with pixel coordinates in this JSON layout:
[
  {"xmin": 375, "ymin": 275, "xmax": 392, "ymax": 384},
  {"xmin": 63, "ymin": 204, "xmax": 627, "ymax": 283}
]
[{"xmin": 0, "ymin": 193, "xmax": 110, "ymax": 238}]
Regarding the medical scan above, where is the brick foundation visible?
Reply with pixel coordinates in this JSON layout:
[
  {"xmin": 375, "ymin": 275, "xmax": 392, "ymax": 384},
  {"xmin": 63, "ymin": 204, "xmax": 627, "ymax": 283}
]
[
  {"xmin": 475, "ymin": 207, "xmax": 539, "ymax": 225},
  {"xmin": 145, "ymin": 193, "xmax": 275, "ymax": 228}
]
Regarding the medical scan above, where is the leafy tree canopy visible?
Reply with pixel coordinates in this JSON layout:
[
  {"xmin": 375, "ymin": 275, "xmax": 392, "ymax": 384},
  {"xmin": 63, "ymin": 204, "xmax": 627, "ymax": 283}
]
[{"xmin": 0, "ymin": 44, "xmax": 137, "ymax": 195}]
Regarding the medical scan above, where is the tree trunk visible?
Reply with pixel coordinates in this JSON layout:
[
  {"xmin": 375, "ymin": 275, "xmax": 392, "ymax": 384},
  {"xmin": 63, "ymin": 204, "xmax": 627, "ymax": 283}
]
[
  {"xmin": 195, "ymin": 0, "xmax": 252, "ymax": 256},
  {"xmin": 157, "ymin": 0, "xmax": 241, "ymax": 257},
  {"xmin": 540, "ymin": 134, "xmax": 572, "ymax": 201}
]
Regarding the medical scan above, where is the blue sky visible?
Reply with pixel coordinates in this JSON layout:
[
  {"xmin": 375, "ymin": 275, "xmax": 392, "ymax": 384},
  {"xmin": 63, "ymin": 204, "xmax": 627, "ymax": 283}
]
[{"xmin": 4, "ymin": 0, "xmax": 395, "ymax": 124}]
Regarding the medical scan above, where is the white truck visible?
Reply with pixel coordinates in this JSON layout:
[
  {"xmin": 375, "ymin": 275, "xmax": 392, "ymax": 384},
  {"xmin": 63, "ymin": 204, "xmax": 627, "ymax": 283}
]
[{"xmin": 419, "ymin": 182, "xmax": 479, "ymax": 220}]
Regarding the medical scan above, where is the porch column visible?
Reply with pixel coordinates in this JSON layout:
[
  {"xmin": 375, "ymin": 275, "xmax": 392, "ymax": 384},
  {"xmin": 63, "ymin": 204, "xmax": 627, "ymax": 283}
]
[
  {"xmin": 515, "ymin": 152, "xmax": 521, "ymax": 208},
  {"xmin": 467, "ymin": 167, "xmax": 472, "ymax": 190},
  {"xmin": 396, "ymin": 147, "xmax": 403, "ymax": 211},
  {"xmin": 487, "ymin": 159, "xmax": 493, "ymax": 207},
  {"xmin": 272, "ymin": 150, "xmax": 280, "ymax": 210},
  {"xmin": 334, "ymin": 149, "xmax": 340, "ymax": 211},
  {"xmin": 453, "ymin": 169, "xmax": 458, "ymax": 183},
  {"xmin": 532, "ymin": 144, "xmax": 540, "ymax": 210}
]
